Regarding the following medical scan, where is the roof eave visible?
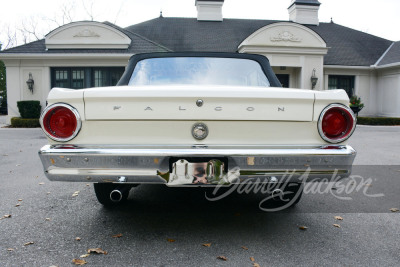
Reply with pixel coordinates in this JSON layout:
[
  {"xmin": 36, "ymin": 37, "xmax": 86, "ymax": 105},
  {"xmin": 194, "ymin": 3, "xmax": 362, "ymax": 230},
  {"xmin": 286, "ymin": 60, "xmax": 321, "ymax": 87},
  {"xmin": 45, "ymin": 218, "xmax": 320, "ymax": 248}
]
[
  {"xmin": 0, "ymin": 53, "xmax": 134, "ymax": 60},
  {"xmin": 323, "ymin": 65, "xmax": 373, "ymax": 70},
  {"xmin": 375, "ymin": 62, "xmax": 400, "ymax": 69}
]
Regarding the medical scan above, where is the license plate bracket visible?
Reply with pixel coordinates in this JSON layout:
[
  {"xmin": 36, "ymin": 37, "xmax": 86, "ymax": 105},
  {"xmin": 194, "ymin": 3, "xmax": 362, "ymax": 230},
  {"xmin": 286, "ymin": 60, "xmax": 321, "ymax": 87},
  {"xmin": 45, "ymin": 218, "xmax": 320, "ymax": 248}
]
[{"xmin": 166, "ymin": 158, "xmax": 230, "ymax": 185}]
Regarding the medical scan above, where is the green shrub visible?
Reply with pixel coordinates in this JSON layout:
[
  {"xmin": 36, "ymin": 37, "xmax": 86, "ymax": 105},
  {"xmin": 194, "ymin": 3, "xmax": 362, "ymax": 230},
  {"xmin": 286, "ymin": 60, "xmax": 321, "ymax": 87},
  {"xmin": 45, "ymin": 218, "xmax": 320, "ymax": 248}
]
[
  {"xmin": 17, "ymin": 100, "xmax": 41, "ymax": 118},
  {"xmin": 357, "ymin": 117, "xmax": 400, "ymax": 126},
  {"xmin": 11, "ymin": 117, "xmax": 40, "ymax": 128}
]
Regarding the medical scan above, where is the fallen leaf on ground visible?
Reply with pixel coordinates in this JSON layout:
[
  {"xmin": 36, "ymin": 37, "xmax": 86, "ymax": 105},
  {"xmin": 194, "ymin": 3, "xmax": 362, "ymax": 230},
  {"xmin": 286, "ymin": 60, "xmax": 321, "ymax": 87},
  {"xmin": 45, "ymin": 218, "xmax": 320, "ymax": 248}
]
[
  {"xmin": 0, "ymin": 214, "xmax": 11, "ymax": 220},
  {"xmin": 253, "ymin": 263, "xmax": 261, "ymax": 267},
  {"xmin": 18, "ymin": 199, "xmax": 23, "ymax": 202},
  {"xmin": 87, "ymin": 248, "xmax": 108, "ymax": 255},
  {"xmin": 241, "ymin": 246, "xmax": 248, "ymax": 250},
  {"xmin": 333, "ymin": 224, "xmax": 341, "ymax": 228},
  {"xmin": 299, "ymin": 226, "xmax": 308, "ymax": 230},
  {"xmin": 250, "ymin": 257, "xmax": 255, "ymax": 262},
  {"xmin": 217, "ymin": 256, "xmax": 227, "ymax": 261},
  {"xmin": 46, "ymin": 218, "xmax": 51, "ymax": 221},
  {"xmin": 167, "ymin": 238, "xmax": 176, "ymax": 243},
  {"xmin": 86, "ymin": 184, "xmax": 90, "ymax": 186},
  {"xmin": 72, "ymin": 191, "xmax": 80, "ymax": 197},
  {"xmin": 390, "ymin": 208, "xmax": 399, "ymax": 212},
  {"xmin": 80, "ymin": 254, "xmax": 90, "ymax": 258},
  {"xmin": 24, "ymin": 242, "xmax": 34, "ymax": 246},
  {"xmin": 75, "ymin": 237, "xmax": 81, "ymax": 241},
  {"xmin": 334, "ymin": 216, "xmax": 343, "ymax": 221},
  {"xmin": 202, "ymin": 243, "xmax": 211, "ymax": 247},
  {"xmin": 7, "ymin": 248, "xmax": 14, "ymax": 252},
  {"xmin": 72, "ymin": 259, "xmax": 87, "ymax": 265},
  {"xmin": 47, "ymin": 192, "xmax": 51, "ymax": 194},
  {"xmin": 15, "ymin": 204, "xmax": 20, "ymax": 207},
  {"xmin": 365, "ymin": 184, "xmax": 372, "ymax": 187},
  {"xmin": 112, "ymin": 233, "xmax": 123, "ymax": 238},
  {"xmin": 39, "ymin": 182, "xmax": 45, "ymax": 185}
]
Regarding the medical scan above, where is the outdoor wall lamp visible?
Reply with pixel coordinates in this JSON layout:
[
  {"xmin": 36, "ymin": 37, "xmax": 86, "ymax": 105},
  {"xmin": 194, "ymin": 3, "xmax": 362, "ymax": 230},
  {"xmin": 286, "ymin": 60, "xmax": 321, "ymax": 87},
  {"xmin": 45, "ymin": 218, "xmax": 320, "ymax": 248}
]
[
  {"xmin": 26, "ymin": 73, "xmax": 34, "ymax": 94},
  {"xmin": 311, "ymin": 68, "xmax": 318, "ymax": 89}
]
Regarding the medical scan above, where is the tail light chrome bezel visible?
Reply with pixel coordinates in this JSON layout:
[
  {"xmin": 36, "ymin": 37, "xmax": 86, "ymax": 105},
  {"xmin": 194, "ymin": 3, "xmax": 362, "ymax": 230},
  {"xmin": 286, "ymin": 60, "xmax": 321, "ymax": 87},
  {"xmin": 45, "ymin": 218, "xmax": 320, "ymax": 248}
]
[
  {"xmin": 318, "ymin": 103, "xmax": 357, "ymax": 144},
  {"xmin": 40, "ymin": 103, "xmax": 82, "ymax": 142}
]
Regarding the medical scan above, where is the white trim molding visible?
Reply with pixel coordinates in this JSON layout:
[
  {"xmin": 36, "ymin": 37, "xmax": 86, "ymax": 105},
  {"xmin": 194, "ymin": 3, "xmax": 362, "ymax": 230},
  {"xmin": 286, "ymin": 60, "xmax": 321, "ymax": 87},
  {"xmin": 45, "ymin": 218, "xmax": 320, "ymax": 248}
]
[
  {"xmin": 239, "ymin": 22, "xmax": 327, "ymax": 50},
  {"xmin": 45, "ymin": 21, "xmax": 131, "ymax": 50}
]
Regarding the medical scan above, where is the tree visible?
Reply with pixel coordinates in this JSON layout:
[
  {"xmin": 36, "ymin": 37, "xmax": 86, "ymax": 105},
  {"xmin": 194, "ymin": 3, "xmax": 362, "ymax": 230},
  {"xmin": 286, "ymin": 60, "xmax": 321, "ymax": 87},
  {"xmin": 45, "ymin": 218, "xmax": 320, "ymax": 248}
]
[{"xmin": 0, "ymin": 0, "xmax": 114, "ymax": 50}]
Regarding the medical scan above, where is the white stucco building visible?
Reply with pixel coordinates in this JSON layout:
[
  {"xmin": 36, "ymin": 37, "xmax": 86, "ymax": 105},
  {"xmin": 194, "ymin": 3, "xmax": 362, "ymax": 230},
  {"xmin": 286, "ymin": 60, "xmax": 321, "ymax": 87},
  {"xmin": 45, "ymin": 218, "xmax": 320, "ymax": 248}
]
[{"xmin": 1, "ymin": 0, "xmax": 399, "ymax": 123}]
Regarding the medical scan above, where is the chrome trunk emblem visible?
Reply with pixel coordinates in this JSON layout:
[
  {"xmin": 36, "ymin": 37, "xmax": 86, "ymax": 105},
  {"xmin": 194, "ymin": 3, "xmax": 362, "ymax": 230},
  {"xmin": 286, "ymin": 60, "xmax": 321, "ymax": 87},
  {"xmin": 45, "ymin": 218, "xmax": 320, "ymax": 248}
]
[{"xmin": 192, "ymin": 123, "xmax": 208, "ymax": 140}]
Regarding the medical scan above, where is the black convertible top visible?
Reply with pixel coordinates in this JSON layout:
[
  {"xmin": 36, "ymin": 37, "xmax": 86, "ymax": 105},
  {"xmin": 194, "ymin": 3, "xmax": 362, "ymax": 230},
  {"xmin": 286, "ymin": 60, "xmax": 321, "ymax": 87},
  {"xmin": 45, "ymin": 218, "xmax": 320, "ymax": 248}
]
[{"xmin": 117, "ymin": 52, "xmax": 282, "ymax": 87}]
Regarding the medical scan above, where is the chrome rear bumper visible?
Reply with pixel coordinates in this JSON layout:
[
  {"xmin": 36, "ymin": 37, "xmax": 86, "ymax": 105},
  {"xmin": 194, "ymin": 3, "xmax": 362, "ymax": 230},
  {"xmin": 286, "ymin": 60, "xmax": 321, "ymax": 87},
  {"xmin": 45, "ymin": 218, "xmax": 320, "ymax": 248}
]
[{"xmin": 38, "ymin": 145, "xmax": 356, "ymax": 185}]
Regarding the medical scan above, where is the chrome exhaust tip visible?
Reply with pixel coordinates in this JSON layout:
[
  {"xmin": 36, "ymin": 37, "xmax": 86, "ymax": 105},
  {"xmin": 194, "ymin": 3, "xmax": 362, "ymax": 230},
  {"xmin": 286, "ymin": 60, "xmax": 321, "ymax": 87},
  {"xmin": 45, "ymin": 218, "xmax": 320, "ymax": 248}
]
[{"xmin": 110, "ymin": 189, "xmax": 123, "ymax": 202}]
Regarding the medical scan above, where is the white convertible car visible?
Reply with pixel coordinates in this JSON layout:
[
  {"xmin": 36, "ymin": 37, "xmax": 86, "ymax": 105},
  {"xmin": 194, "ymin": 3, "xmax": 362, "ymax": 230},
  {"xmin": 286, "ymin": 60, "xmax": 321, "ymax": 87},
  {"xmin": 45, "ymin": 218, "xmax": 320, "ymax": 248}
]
[{"xmin": 38, "ymin": 52, "xmax": 356, "ymax": 207}]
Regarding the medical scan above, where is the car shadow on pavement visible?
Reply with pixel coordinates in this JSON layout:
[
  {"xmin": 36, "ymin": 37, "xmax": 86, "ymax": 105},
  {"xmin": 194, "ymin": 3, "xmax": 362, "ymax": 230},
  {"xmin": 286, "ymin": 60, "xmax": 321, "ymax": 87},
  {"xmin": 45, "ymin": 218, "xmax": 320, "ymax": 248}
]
[{"xmin": 90, "ymin": 185, "xmax": 300, "ymax": 235}]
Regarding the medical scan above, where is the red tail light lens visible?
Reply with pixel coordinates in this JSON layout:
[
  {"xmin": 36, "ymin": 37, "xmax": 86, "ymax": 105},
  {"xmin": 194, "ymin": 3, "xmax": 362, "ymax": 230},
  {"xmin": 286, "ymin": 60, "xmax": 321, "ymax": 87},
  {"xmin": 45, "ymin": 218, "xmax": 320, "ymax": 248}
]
[
  {"xmin": 40, "ymin": 103, "xmax": 81, "ymax": 142},
  {"xmin": 318, "ymin": 104, "xmax": 356, "ymax": 143}
]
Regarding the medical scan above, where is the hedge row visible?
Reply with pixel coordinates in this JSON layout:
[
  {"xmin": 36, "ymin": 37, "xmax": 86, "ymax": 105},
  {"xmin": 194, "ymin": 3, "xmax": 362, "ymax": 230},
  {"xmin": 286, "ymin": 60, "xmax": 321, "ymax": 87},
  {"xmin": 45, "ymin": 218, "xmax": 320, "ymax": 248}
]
[
  {"xmin": 10, "ymin": 117, "xmax": 40, "ymax": 128},
  {"xmin": 17, "ymin": 100, "xmax": 41, "ymax": 119},
  {"xmin": 357, "ymin": 117, "xmax": 400, "ymax": 126}
]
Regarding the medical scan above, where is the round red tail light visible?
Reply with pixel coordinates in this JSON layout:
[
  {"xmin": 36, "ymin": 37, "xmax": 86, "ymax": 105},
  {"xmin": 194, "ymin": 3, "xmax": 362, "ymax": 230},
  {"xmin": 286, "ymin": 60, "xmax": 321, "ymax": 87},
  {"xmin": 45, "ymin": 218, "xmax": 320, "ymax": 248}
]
[
  {"xmin": 318, "ymin": 104, "xmax": 356, "ymax": 143},
  {"xmin": 40, "ymin": 103, "xmax": 81, "ymax": 142}
]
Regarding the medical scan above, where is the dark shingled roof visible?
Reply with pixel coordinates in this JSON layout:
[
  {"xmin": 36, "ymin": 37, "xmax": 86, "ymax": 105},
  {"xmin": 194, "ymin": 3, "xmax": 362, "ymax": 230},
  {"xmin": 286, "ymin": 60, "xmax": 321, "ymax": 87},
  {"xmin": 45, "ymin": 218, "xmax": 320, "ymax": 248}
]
[
  {"xmin": 127, "ymin": 17, "xmax": 393, "ymax": 66},
  {"xmin": 2, "ymin": 39, "xmax": 47, "ymax": 54},
  {"xmin": 307, "ymin": 23, "xmax": 392, "ymax": 66},
  {"xmin": 1, "ymin": 17, "xmax": 394, "ymax": 67},
  {"xmin": 378, "ymin": 42, "xmax": 400, "ymax": 66},
  {"xmin": 126, "ymin": 17, "xmax": 280, "ymax": 53},
  {"xmin": 103, "ymin": 21, "xmax": 171, "ymax": 53}
]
